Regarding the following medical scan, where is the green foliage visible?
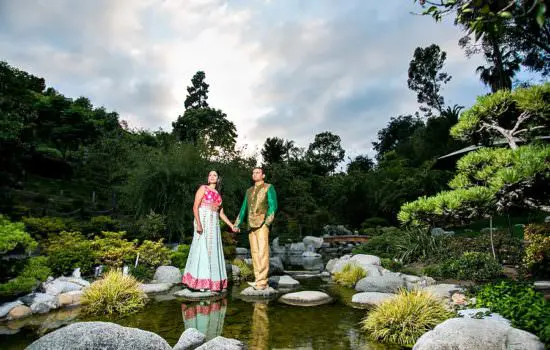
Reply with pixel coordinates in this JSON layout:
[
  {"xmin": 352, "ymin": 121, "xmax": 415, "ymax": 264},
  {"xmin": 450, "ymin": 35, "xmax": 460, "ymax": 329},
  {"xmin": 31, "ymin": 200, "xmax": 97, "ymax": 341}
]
[
  {"xmin": 360, "ymin": 217, "xmax": 390, "ymax": 229},
  {"xmin": 232, "ymin": 258, "xmax": 254, "ymax": 282},
  {"xmin": 22, "ymin": 216, "xmax": 67, "ymax": 239},
  {"xmin": 170, "ymin": 244, "xmax": 190, "ymax": 270},
  {"xmin": 476, "ymin": 281, "xmax": 550, "ymax": 344},
  {"xmin": 0, "ymin": 256, "xmax": 51, "ymax": 298},
  {"xmin": 82, "ymin": 270, "xmax": 147, "ymax": 316},
  {"xmin": 352, "ymin": 231, "xmax": 400, "ymax": 259},
  {"xmin": 136, "ymin": 211, "xmax": 166, "ymax": 240},
  {"xmin": 437, "ymin": 252, "xmax": 503, "ymax": 282},
  {"xmin": 523, "ymin": 223, "xmax": 550, "ymax": 278},
  {"xmin": 90, "ymin": 216, "xmax": 120, "ymax": 233},
  {"xmin": 91, "ymin": 231, "xmax": 137, "ymax": 268},
  {"xmin": 333, "ymin": 263, "xmax": 367, "ymax": 288},
  {"xmin": 361, "ymin": 289, "xmax": 454, "ymax": 347},
  {"xmin": 380, "ymin": 258, "xmax": 404, "ymax": 272},
  {"xmin": 305, "ymin": 131, "xmax": 345, "ymax": 175},
  {"xmin": 0, "ymin": 215, "xmax": 37, "ymax": 254},
  {"xmin": 44, "ymin": 231, "xmax": 94, "ymax": 276},
  {"xmin": 136, "ymin": 239, "xmax": 171, "ymax": 269}
]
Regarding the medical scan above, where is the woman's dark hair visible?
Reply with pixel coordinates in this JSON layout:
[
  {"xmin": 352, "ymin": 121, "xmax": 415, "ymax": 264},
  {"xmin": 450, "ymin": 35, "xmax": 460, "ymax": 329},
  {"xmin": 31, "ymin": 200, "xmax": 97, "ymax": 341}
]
[{"xmin": 207, "ymin": 170, "xmax": 222, "ymax": 193}]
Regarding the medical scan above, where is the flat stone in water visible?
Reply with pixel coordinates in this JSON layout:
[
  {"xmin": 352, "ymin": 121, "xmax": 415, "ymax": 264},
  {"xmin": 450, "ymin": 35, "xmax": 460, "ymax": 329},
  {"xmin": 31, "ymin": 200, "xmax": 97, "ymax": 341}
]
[
  {"xmin": 279, "ymin": 291, "xmax": 333, "ymax": 307},
  {"xmin": 139, "ymin": 283, "xmax": 173, "ymax": 294},
  {"xmin": 240, "ymin": 286, "xmax": 278, "ymax": 298},
  {"xmin": 174, "ymin": 289, "xmax": 224, "ymax": 301}
]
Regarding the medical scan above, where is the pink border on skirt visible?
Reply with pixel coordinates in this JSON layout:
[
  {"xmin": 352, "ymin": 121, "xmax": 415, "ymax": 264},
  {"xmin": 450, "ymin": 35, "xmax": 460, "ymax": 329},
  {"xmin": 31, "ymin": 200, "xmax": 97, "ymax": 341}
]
[{"xmin": 182, "ymin": 272, "xmax": 228, "ymax": 292}]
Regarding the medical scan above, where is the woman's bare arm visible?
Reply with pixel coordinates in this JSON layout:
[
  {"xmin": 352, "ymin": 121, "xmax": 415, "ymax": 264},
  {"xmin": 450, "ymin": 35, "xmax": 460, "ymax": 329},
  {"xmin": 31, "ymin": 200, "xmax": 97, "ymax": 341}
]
[
  {"xmin": 193, "ymin": 186, "xmax": 206, "ymax": 233},
  {"xmin": 219, "ymin": 208, "xmax": 235, "ymax": 231}
]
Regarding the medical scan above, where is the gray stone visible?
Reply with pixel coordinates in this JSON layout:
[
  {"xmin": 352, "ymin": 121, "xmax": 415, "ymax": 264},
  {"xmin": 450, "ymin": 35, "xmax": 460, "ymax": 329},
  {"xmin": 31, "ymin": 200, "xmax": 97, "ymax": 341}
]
[
  {"xmin": 458, "ymin": 308, "xmax": 511, "ymax": 325},
  {"xmin": 269, "ymin": 275, "xmax": 300, "ymax": 290},
  {"xmin": 303, "ymin": 236, "xmax": 324, "ymax": 249},
  {"xmin": 173, "ymin": 327, "xmax": 206, "ymax": 350},
  {"xmin": 195, "ymin": 336, "xmax": 245, "ymax": 350},
  {"xmin": 23, "ymin": 293, "xmax": 58, "ymax": 314},
  {"xmin": 534, "ymin": 281, "xmax": 550, "ymax": 291},
  {"xmin": 271, "ymin": 237, "xmax": 286, "ymax": 254},
  {"xmin": 235, "ymin": 247, "xmax": 248, "ymax": 255},
  {"xmin": 0, "ymin": 300, "xmax": 23, "ymax": 318},
  {"xmin": 422, "ymin": 284, "xmax": 464, "ymax": 300},
  {"xmin": 44, "ymin": 280, "xmax": 83, "ymax": 296},
  {"xmin": 269, "ymin": 256, "xmax": 285, "ymax": 276},
  {"xmin": 413, "ymin": 318, "xmax": 544, "ymax": 350},
  {"xmin": 351, "ymin": 292, "xmax": 395, "ymax": 306},
  {"xmin": 139, "ymin": 283, "xmax": 173, "ymax": 294},
  {"xmin": 289, "ymin": 242, "xmax": 306, "ymax": 253},
  {"xmin": 301, "ymin": 251, "xmax": 321, "ymax": 258},
  {"xmin": 350, "ymin": 254, "xmax": 381, "ymax": 266},
  {"xmin": 240, "ymin": 286, "xmax": 278, "ymax": 298},
  {"xmin": 71, "ymin": 268, "xmax": 81, "ymax": 279},
  {"xmin": 355, "ymin": 275, "xmax": 406, "ymax": 293},
  {"xmin": 279, "ymin": 291, "xmax": 333, "ymax": 306},
  {"xmin": 57, "ymin": 277, "xmax": 90, "ymax": 288},
  {"xmin": 174, "ymin": 289, "xmax": 222, "ymax": 300},
  {"xmin": 325, "ymin": 258, "xmax": 338, "ymax": 272},
  {"xmin": 544, "ymin": 216, "xmax": 550, "ymax": 223},
  {"xmin": 26, "ymin": 321, "xmax": 172, "ymax": 350},
  {"xmin": 231, "ymin": 265, "xmax": 241, "ymax": 278},
  {"xmin": 153, "ymin": 266, "xmax": 182, "ymax": 284}
]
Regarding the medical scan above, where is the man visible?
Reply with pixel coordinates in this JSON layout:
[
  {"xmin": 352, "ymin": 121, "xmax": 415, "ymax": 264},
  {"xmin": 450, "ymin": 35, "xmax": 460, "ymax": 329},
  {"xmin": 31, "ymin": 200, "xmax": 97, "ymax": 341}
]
[{"xmin": 234, "ymin": 167, "xmax": 278, "ymax": 290}]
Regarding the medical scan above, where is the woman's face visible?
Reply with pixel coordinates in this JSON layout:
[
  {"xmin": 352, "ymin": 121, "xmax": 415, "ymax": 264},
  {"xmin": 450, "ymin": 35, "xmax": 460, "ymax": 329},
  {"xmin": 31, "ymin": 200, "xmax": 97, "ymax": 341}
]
[{"xmin": 208, "ymin": 171, "xmax": 218, "ymax": 185}]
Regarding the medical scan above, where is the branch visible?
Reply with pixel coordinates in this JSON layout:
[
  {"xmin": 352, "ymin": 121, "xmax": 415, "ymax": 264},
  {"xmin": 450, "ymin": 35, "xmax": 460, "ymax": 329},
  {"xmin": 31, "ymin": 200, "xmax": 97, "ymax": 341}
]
[
  {"xmin": 514, "ymin": 125, "xmax": 547, "ymax": 135},
  {"xmin": 510, "ymin": 111, "xmax": 531, "ymax": 135},
  {"xmin": 480, "ymin": 121, "xmax": 518, "ymax": 149}
]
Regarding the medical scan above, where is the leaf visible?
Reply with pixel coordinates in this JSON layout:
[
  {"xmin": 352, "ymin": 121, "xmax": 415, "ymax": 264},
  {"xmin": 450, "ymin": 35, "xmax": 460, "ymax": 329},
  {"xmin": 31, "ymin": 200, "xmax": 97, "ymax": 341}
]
[
  {"xmin": 499, "ymin": 11, "xmax": 512, "ymax": 19},
  {"xmin": 536, "ymin": 4, "xmax": 546, "ymax": 27}
]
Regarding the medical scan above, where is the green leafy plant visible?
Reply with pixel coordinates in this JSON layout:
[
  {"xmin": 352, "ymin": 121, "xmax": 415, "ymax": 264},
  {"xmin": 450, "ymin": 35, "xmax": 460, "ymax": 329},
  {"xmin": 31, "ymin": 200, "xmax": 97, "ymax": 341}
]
[
  {"xmin": 170, "ymin": 244, "xmax": 190, "ymax": 270},
  {"xmin": 0, "ymin": 256, "xmax": 51, "ymax": 298},
  {"xmin": 523, "ymin": 223, "xmax": 550, "ymax": 278},
  {"xmin": 44, "ymin": 231, "xmax": 94, "ymax": 276},
  {"xmin": 476, "ymin": 281, "xmax": 550, "ymax": 344},
  {"xmin": 22, "ymin": 216, "xmax": 67, "ymax": 239},
  {"xmin": 333, "ymin": 263, "xmax": 367, "ymax": 288},
  {"xmin": 380, "ymin": 258, "xmax": 404, "ymax": 272},
  {"xmin": 0, "ymin": 215, "xmax": 37, "ymax": 254},
  {"xmin": 91, "ymin": 231, "xmax": 137, "ymax": 268},
  {"xmin": 232, "ymin": 258, "xmax": 254, "ymax": 282},
  {"xmin": 90, "ymin": 215, "xmax": 120, "ymax": 233},
  {"xmin": 438, "ymin": 252, "xmax": 503, "ymax": 282},
  {"xmin": 82, "ymin": 270, "xmax": 147, "ymax": 316},
  {"xmin": 361, "ymin": 289, "xmax": 454, "ymax": 347},
  {"xmin": 136, "ymin": 211, "xmax": 166, "ymax": 240}
]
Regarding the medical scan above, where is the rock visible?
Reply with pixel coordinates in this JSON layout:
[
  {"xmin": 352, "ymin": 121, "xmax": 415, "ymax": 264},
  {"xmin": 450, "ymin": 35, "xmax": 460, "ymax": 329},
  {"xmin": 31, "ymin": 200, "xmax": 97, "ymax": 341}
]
[
  {"xmin": 272, "ymin": 237, "xmax": 286, "ymax": 254},
  {"xmin": 153, "ymin": 266, "xmax": 182, "ymax": 284},
  {"xmin": 174, "ymin": 289, "xmax": 222, "ymax": 301},
  {"xmin": 534, "ymin": 281, "xmax": 550, "ymax": 291},
  {"xmin": 355, "ymin": 275, "xmax": 406, "ymax": 293},
  {"xmin": 325, "ymin": 258, "xmax": 338, "ymax": 272},
  {"xmin": 57, "ymin": 277, "xmax": 90, "ymax": 288},
  {"xmin": 139, "ymin": 283, "xmax": 173, "ymax": 294},
  {"xmin": 402, "ymin": 274, "xmax": 422, "ymax": 283},
  {"xmin": 44, "ymin": 280, "xmax": 83, "ymax": 296},
  {"xmin": 413, "ymin": 318, "xmax": 544, "ymax": 350},
  {"xmin": 235, "ymin": 247, "xmax": 248, "ymax": 255},
  {"xmin": 458, "ymin": 308, "xmax": 511, "ymax": 325},
  {"xmin": 21, "ymin": 293, "xmax": 58, "ymax": 314},
  {"xmin": 72, "ymin": 268, "xmax": 81, "ymax": 279},
  {"xmin": 231, "ymin": 265, "xmax": 241, "ymax": 279},
  {"xmin": 303, "ymin": 236, "xmax": 324, "ymax": 249},
  {"xmin": 422, "ymin": 284, "xmax": 464, "ymax": 300},
  {"xmin": 350, "ymin": 254, "xmax": 380, "ymax": 266},
  {"xmin": 279, "ymin": 291, "xmax": 333, "ymax": 307},
  {"xmin": 26, "ymin": 321, "xmax": 172, "ymax": 350},
  {"xmin": 269, "ymin": 275, "xmax": 300, "ymax": 290},
  {"xmin": 302, "ymin": 251, "xmax": 322, "ymax": 258},
  {"xmin": 8, "ymin": 305, "xmax": 32, "ymax": 319},
  {"xmin": 269, "ymin": 256, "xmax": 285, "ymax": 276},
  {"xmin": 57, "ymin": 290, "xmax": 83, "ymax": 307},
  {"xmin": 323, "ymin": 224, "xmax": 353, "ymax": 236},
  {"xmin": 544, "ymin": 216, "xmax": 550, "ymax": 223},
  {"xmin": 195, "ymin": 336, "xmax": 245, "ymax": 350},
  {"xmin": 240, "ymin": 286, "xmax": 278, "ymax": 298},
  {"xmin": 0, "ymin": 300, "xmax": 23, "ymax": 318},
  {"xmin": 289, "ymin": 242, "xmax": 306, "ymax": 253},
  {"xmin": 351, "ymin": 292, "xmax": 396, "ymax": 306},
  {"xmin": 173, "ymin": 327, "xmax": 206, "ymax": 350}
]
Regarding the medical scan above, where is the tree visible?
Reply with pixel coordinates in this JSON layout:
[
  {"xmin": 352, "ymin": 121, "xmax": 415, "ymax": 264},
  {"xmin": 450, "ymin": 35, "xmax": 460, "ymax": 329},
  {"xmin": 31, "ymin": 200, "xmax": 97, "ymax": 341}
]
[
  {"xmin": 408, "ymin": 44, "xmax": 452, "ymax": 116},
  {"xmin": 476, "ymin": 47, "xmax": 521, "ymax": 92},
  {"xmin": 184, "ymin": 71, "xmax": 209, "ymax": 110},
  {"xmin": 372, "ymin": 114, "xmax": 424, "ymax": 161},
  {"xmin": 306, "ymin": 132, "xmax": 345, "ymax": 175},
  {"xmin": 347, "ymin": 155, "xmax": 375, "ymax": 173},
  {"xmin": 261, "ymin": 137, "xmax": 297, "ymax": 165}
]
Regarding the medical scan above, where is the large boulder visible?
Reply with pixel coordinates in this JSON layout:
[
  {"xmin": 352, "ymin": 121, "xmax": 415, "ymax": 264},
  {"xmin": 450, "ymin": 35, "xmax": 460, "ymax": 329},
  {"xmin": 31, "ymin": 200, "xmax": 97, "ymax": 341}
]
[
  {"xmin": 235, "ymin": 247, "xmax": 248, "ymax": 255},
  {"xmin": 20, "ymin": 293, "xmax": 58, "ymax": 314},
  {"xmin": 355, "ymin": 274, "xmax": 406, "ymax": 293},
  {"xmin": 413, "ymin": 318, "xmax": 544, "ymax": 350},
  {"xmin": 153, "ymin": 266, "xmax": 182, "ymax": 284},
  {"xmin": 350, "ymin": 254, "xmax": 381, "ymax": 266},
  {"xmin": 303, "ymin": 236, "xmax": 323, "ymax": 249},
  {"xmin": 44, "ymin": 279, "xmax": 83, "ymax": 296},
  {"xmin": 173, "ymin": 328, "xmax": 206, "ymax": 350},
  {"xmin": 195, "ymin": 336, "xmax": 245, "ymax": 350},
  {"xmin": 458, "ymin": 308, "xmax": 511, "ymax": 325},
  {"xmin": 271, "ymin": 237, "xmax": 286, "ymax": 255},
  {"xmin": 351, "ymin": 292, "xmax": 396, "ymax": 307},
  {"xmin": 279, "ymin": 291, "xmax": 333, "ymax": 307},
  {"xmin": 289, "ymin": 242, "xmax": 306, "ymax": 254},
  {"xmin": 57, "ymin": 290, "xmax": 83, "ymax": 307},
  {"xmin": 269, "ymin": 256, "xmax": 285, "ymax": 276},
  {"xmin": 26, "ymin": 321, "xmax": 173, "ymax": 350},
  {"xmin": 0, "ymin": 300, "xmax": 23, "ymax": 318}
]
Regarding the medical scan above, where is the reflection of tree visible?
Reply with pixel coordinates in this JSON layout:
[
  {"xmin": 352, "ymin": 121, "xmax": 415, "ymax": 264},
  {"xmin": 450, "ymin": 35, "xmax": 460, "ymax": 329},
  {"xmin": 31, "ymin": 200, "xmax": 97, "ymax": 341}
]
[
  {"xmin": 250, "ymin": 301, "xmax": 269, "ymax": 350},
  {"xmin": 181, "ymin": 298, "xmax": 227, "ymax": 340}
]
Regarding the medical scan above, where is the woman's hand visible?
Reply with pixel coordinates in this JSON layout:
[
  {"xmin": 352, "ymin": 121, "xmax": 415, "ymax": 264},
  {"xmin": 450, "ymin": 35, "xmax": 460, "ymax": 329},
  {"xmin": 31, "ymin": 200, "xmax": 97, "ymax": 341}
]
[{"xmin": 196, "ymin": 223, "xmax": 203, "ymax": 234}]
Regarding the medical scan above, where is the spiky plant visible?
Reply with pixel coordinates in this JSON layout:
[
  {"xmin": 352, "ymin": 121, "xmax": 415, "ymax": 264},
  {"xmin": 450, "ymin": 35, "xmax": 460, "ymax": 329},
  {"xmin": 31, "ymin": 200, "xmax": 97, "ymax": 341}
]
[{"xmin": 333, "ymin": 263, "xmax": 367, "ymax": 288}]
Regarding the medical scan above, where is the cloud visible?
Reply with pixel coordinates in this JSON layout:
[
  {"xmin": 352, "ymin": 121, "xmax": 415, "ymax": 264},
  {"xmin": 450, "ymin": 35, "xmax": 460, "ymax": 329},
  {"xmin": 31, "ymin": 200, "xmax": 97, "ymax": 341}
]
[{"xmin": 0, "ymin": 0, "xmax": 488, "ymax": 159}]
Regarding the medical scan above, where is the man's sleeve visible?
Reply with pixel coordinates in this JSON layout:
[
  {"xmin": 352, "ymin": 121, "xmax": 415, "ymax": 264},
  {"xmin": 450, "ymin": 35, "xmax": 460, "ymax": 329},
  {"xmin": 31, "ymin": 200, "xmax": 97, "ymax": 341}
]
[
  {"xmin": 264, "ymin": 185, "xmax": 278, "ymax": 226},
  {"xmin": 234, "ymin": 194, "xmax": 248, "ymax": 228}
]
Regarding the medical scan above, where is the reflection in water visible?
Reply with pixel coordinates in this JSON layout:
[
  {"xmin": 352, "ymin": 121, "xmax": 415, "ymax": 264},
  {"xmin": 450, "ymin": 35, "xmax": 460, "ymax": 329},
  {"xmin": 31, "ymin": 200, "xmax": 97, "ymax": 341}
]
[
  {"xmin": 250, "ymin": 302, "xmax": 269, "ymax": 350},
  {"xmin": 282, "ymin": 255, "xmax": 324, "ymax": 271},
  {"xmin": 181, "ymin": 298, "xmax": 227, "ymax": 340}
]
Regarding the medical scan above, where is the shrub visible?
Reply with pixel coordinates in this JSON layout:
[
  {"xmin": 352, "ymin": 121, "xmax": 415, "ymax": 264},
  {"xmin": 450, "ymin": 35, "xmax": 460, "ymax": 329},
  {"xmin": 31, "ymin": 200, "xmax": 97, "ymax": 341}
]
[
  {"xmin": 136, "ymin": 211, "xmax": 166, "ymax": 240},
  {"xmin": 22, "ymin": 216, "xmax": 67, "ymax": 239},
  {"xmin": 44, "ymin": 231, "xmax": 94, "ymax": 276},
  {"xmin": 333, "ymin": 263, "xmax": 367, "ymax": 288},
  {"xmin": 352, "ymin": 230, "xmax": 399, "ymax": 259},
  {"xmin": 361, "ymin": 289, "xmax": 454, "ymax": 347},
  {"xmin": 91, "ymin": 231, "xmax": 137, "ymax": 268},
  {"xmin": 523, "ymin": 223, "xmax": 550, "ymax": 278},
  {"xmin": 361, "ymin": 217, "xmax": 390, "ymax": 229},
  {"xmin": 232, "ymin": 258, "xmax": 253, "ymax": 281},
  {"xmin": 82, "ymin": 270, "xmax": 147, "ymax": 316},
  {"xmin": 476, "ymin": 281, "xmax": 550, "ymax": 344},
  {"xmin": 0, "ymin": 256, "xmax": 51, "ymax": 298},
  {"xmin": 0, "ymin": 215, "xmax": 37, "ymax": 254},
  {"xmin": 135, "ymin": 239, "xmax": 171, "ymax": 278},
  {"xmin": 170, "ymin": 244, "xmax": 190, "ymax": 270},
  {"xmin": 438, "ymin": 252, "xmax": 503, "ymax": 282},
  {"xmin": 90, "ymin": 216, "xmax": 120, "ymax": 233},
  {"xmin": 380, "ymin": 258, "xmax": 403, "ymax": 272}
]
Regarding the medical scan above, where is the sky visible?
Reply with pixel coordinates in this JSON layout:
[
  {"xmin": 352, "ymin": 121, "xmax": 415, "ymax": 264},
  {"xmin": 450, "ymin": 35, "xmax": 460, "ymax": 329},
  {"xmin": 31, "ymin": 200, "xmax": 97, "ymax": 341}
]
[{"xmin": 0, "ymin": 0, "xmax": 494, "ymax": 159}]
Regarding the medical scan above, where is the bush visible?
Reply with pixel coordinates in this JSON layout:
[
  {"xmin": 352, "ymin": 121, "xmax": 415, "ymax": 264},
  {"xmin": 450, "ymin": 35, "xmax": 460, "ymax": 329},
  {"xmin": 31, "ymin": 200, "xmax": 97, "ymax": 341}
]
[
  {"xmin": 361, "ymin": 217, "xmax": 390, "ymax": 229},
  {"xmin": 136, "ymin": 239, "xmax": 171, "ymax": 269},
  {"xmin": 232, "ymin": 258, "xmax": 253, "ymax": 281},
  {"xmin": 438, "ymin": 252, "xmax": 503, "ymax": 282},
  {"xmin": 380, "ymin": 258, "xmax": 403, "ymax": 272},
  {"xmin": 352, "ymin": 230, "xmax": 399, "ymax": 259},
  {"xmin": 82, "ymin": 270, "xmax": 147, "ymax": 316},
  {"xmin": 170, "ymin": 244, "xmax": 190, "ymax": 270},
  {"xmin": 0, "ymin": 256, "xmax": 51, "ymax": 298},
  {"xmin": 333, "ymin": 263, "xmax": 367, "ymax": 288},
  {"xmin": 0, "ymin": 215, "xmax": 37, "ymax": 254},
  {"xmin": 44, "ymin": 231, "xmax": 94, "ymax": 276},
  {"xmin": 476, "ymin": 281, "xmax": 550, "ymax": 344},
  {"xmin": 129, "ymin": 265, "xmax": 154, "ymax": 282},
  {"xmin": 90, "ymin": 216, "xmax": 120, "ymax": 233},
  {"xmin": 136, "ymin": 211, "xmax": 166, "ymax": 240},
  {"xmin": 523, "ymin": 223, "xmax": 550, "ymax": 278},
  {"xmin": 22, "ymin": 216, "xmax": 67, "ymax": 239},
  {"xmin": 361, "ymin": 289, "xmax": 454, "ymax": 347},
  {"xmin": 91, "ymin": 231, "xmax": 137, "ymax": 268}
]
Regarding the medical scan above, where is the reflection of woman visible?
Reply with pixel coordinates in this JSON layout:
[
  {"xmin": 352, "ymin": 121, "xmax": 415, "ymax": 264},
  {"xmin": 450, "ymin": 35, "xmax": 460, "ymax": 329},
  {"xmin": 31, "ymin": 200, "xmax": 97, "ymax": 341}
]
[
  {"xmin": 181, "ymin": 298, "xmax": 228, "ymax": 340},
  {"xmin": 182, "ymin": 171, "xmax": 235, "ymax": 292}
]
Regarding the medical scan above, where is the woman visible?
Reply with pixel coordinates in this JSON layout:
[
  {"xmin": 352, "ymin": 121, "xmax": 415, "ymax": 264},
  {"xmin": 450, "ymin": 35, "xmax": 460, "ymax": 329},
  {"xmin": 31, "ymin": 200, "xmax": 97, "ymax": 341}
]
[{"xmin": 182, "ymin": 170, "xmax": 234, "ymax": 292}]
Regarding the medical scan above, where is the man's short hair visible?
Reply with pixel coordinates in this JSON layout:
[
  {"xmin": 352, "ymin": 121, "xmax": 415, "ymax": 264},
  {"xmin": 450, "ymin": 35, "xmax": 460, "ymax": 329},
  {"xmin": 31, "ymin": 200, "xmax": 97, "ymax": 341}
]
[{"xmin": 253, "ymin": 166, "xmax": 264, "ymax": 174}]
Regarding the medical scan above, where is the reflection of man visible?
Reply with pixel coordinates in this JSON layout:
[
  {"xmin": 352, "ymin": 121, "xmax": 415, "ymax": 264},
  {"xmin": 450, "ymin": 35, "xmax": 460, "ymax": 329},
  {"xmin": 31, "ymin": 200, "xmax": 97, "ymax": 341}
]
[
  {"xmin": 234, "ymin": 167, "xmax": 278, "ymax": 290},
  {"xmin": 250, "ymin": 302, "xmax": 269, "ymax": 350}
]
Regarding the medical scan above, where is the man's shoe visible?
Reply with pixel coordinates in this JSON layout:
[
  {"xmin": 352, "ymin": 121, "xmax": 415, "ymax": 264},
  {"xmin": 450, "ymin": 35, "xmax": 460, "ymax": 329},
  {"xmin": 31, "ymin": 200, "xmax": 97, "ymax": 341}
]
[{"xmin": 247, "ymin": 282, "xmax": 256, "ymax": 288}]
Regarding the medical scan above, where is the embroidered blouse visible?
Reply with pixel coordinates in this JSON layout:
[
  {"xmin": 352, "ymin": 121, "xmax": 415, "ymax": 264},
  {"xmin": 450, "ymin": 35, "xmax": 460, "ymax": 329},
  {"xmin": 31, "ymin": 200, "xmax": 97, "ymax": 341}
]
[{"xmin": 201, "ymin": 185, "xmax": 222, "ymax": 209}]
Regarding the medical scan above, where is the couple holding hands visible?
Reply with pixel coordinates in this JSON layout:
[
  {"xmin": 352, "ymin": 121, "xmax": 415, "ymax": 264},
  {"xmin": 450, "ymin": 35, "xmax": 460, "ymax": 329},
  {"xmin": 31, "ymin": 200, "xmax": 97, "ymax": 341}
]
[{"xmin": 181, "ymin": 167, "xmax": 278, "ymax": 292}]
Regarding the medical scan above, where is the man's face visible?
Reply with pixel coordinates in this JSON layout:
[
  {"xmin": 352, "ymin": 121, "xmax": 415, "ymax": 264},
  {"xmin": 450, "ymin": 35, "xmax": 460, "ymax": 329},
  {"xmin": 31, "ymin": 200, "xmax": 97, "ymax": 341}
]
[{"xmin": 252, "ymin": 168, "xmax": 264, "ymax": 182}]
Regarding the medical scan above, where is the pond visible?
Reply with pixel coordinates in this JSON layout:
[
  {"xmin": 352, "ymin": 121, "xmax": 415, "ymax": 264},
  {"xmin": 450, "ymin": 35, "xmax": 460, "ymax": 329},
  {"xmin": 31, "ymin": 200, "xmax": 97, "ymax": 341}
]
[{"xmin": 0, "ymin": 257, "xmax": 399, "ymax": 349}]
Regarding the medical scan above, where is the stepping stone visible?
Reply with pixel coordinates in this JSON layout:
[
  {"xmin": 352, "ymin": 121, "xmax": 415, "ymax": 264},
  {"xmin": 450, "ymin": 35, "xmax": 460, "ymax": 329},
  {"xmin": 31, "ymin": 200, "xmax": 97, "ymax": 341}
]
[
  {"xmin": 351, "ymin": 292, "xmax": 395, "ymax": 307},
  {"xmin": 240, "ymin": 286, "xmax": 278, "ymax": 298},
  {"xmin": 139, "ymin": 283, "xmax": 173, "ymax": 294},
  {"xmin": 269, "ymin": 275, "xmax": 300, "ymax": 290},
  {"xmin": 174, "ymin": 289, "xmax": 225, "ymax": 301},
  {"xmin": 279, "ymin": 291, "xmax": 333, "ymax": 307},
  {"xmin": 422, "ymin": 284, "xmax": 464, "ymax": 300}
]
